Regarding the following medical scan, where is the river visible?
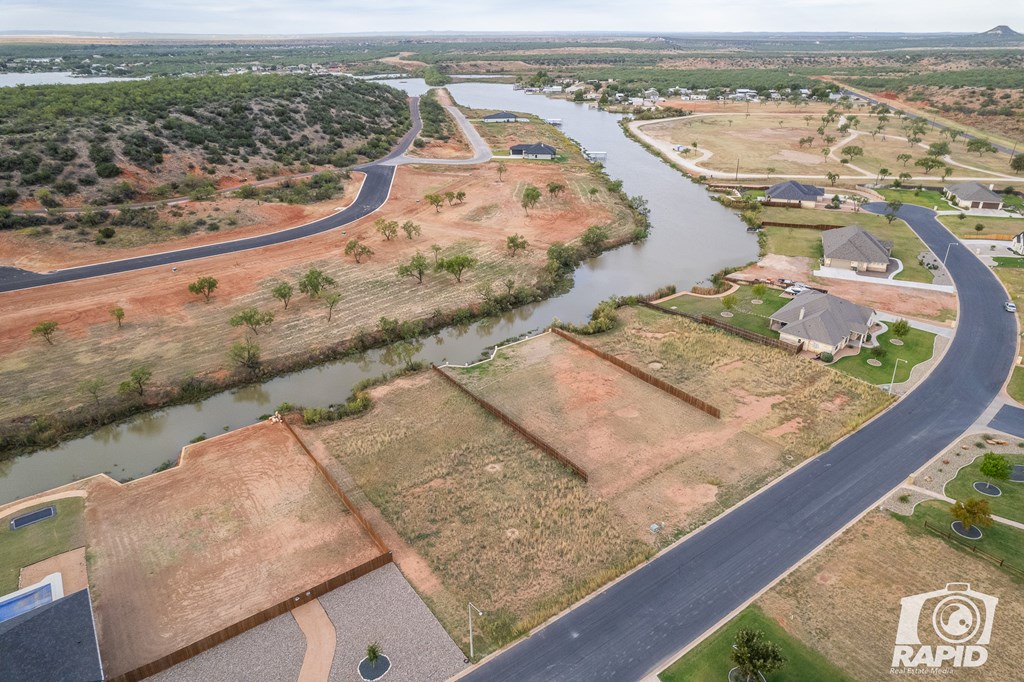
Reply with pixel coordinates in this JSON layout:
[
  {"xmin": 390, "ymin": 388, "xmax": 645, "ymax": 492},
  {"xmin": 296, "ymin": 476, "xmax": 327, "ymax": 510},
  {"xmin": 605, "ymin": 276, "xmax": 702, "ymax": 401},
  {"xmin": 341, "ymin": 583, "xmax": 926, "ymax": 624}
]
[{"xmin": 0, "ymin": 79, "xmax": 757, "ymax": 504}]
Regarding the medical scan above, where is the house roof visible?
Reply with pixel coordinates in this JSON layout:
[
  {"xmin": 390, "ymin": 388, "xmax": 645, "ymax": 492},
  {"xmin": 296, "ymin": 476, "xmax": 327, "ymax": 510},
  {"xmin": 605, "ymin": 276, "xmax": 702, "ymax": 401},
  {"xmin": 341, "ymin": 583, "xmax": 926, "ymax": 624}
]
[
  {"xmin": 483, "ymin": 112, "xmax": 517, "ymax": 120},
  {"xmin": 947, "ymin": 182, "xmax": 1002, "ymax": 204},
  {"xmin": 510, "ymin": 143, "xmax": 557, "ymax": 155},
  {"xmin": 0, "ymin": 589, "xmax": 103, "ymax": 682},
  {"xmin": 821, "ymin": 226, "xmax": 893, "ymax": 265},
  {"xmin": 765, "ymin": 180, "xmax": 824, "ymax": 202},
  {"xmin": 770, "ymin": 291, "xmax": 874, "ymax": 347}
]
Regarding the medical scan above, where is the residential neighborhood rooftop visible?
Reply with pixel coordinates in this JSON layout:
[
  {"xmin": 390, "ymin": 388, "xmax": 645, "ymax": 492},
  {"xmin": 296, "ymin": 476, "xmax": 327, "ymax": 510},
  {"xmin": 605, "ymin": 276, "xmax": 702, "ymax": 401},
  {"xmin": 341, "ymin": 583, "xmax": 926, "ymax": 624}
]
[
  {"xmin": 766, "ymin": 180, "xmax": 825, "ymax": 202},
  {"xmin": 510, "ymin": 142, "xmax": 557, "ymax": 155},
  {"xmin": 821, "ymin": 226, "xmax": 893, "ymax": 265},
  {"xmin": 0, "ymin": 590, "xmax": 103, "ymax": 682},
  {"xmin": 770, "ymin": 291, "xmax": 874, "ymax": 348},
  {"xmin": 946, "ymin": 181, "xmax": 1002, "ymax": 203}
]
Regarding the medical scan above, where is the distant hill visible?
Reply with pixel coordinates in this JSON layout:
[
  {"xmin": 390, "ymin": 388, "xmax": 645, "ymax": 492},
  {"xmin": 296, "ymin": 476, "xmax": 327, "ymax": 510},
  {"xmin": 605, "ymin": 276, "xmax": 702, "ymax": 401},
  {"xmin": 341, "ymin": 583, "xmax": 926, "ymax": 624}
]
[{"xmin": 977, "ymin": 25, "xmax": 1022, "ymax": 38}]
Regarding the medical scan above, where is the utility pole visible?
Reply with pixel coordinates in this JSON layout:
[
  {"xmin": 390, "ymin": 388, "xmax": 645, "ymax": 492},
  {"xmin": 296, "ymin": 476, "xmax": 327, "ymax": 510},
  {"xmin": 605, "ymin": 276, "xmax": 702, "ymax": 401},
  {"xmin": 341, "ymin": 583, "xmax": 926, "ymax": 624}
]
[
  {"xmin": 735, "ymin": 158, "xmax": 740, "ymax": 182},
  {"xmin": 468, "ymin": 602, "xmax": 484, "ymax": 660}
]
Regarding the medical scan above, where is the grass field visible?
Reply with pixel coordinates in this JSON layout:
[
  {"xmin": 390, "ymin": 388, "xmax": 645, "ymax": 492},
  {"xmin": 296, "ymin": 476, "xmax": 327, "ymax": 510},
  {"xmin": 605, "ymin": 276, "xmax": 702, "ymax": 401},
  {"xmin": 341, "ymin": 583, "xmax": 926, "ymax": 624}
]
[
  {"xmin": 589, "ymin": 306, "xmax": 893, "ymax": 460},
  {"xmin": 939, "ymin": 215, "xmax": 1024, "ymax": 238},
  {"xmin": 309, "ymin": 371, "xmax": 649, "ymax": 658},
  {"xmin": 758, "ymin": 206, "xmax": 934, "ymax": 283},
  {"xmin": 896, "ymin": 500, "xmax": 1024, "ymax": 575},
  {"xmin": 758, "ymin": 510, "xmax": 1024, "ymax": 681},
  {"xmin": 1008, "ymin": 367, "xmax": 1024, "ymax": 403},
  {"xmin": 658, "ymin": 605, "xmax": 853, "ymax": 682},
  {"xmin": 993, "ymin": 256, "xmax": 1024, "ymax": 268},
  {"xmin": 879, "ymin": 188, "xmax": 953, "ymax": 209},
  {"xmin": 830, "ymin": 327, "xmax": 936, "ymax": 385},
  {"xmin": 944, "ymin": 454, "xmax": 1024, "ymax": 525},
  {"xmin": 657, "ymin": 286, "xmax": 788, "ymax": 339},
  {"xmin": 0, "ymin": 497, "xmax": 85, "ymax": 594}
]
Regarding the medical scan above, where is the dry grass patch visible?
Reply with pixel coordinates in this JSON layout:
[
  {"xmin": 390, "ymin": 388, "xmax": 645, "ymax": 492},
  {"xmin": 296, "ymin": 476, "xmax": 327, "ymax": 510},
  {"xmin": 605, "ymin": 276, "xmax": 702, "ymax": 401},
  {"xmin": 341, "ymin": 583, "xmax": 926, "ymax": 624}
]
[
  {"xmin": 759, "ymin": 511, "xmax": 1024, "ymax": 681},
  {"xmin": 308, "ymin": 371, "xmax": 648, "ymax": 657}
]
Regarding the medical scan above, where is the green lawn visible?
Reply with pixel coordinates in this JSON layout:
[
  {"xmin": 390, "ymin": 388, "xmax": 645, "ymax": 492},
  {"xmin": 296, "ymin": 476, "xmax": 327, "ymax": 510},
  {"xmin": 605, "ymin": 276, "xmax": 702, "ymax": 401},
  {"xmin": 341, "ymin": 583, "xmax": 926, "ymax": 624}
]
[
  {"xmin": 894, "ymin": 500, "xmax": 1024, "ymax": 573},
  {"xmin": 945, "ymin": 454, "xmax": 1024, "ymax": 525},
  {"xmin": 879, "ymin": 188, "xmax": 954, "ymax": 210},
  {"xmin": 994, "ymin": 256, "xmax": 1024, "ymax": 268},
  {"xmin": 830, "ymin": 327, "xmax": 936, "ymax": 385},
  {"xmin": 0, "ymin": 498, "xmax": 86, "ymax": 594},
  {"xmin": 658, "ymin": 286, "xmax": 789, "ymax": 339},
  {"xmin": 758, "ymin": 207, "xmax": 933, "ymax": 283},
  {"xmin": 658, "ymin": 605, "xmax": 853, "ymax": 682},
  {"xmin": 1008, "ymin": 367, "xmax": 1024, "ymax": 403},
  {"xmin": 938, "ymin": 215, "xmax": 1024, "ymax": 239}
]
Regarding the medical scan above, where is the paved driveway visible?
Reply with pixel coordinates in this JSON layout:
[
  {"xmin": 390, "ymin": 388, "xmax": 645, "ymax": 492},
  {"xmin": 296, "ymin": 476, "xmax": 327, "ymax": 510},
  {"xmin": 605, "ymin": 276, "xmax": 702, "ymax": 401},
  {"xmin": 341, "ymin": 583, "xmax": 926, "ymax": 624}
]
[{"xmin": 460, "ymin": 203, "xmax": 1017, "ymax": 681}]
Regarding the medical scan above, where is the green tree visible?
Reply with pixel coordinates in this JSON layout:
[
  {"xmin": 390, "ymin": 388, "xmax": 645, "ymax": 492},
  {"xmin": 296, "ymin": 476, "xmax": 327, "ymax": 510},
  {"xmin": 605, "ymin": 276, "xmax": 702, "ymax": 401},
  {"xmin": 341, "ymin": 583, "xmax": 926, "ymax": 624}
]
[
  {"xmin": 521, "ymin": 184, "xmax": 542, "ymax": 214},
  {"xmin": 914, "ymin": 156, "xmax": 944, "ymax": 174},
  {"xmin": 975, "ymin": 222, "xmax": 986, "ymax": 232},
  {"xmin": 437, "ymin": 254, "xmax": 476, "ymax": 283},
  {"xmin": 455, "ymin": 190, "xmax": 467, "ymax": 203},
  {"xmin": 949, "ymin": 498, "xmax": 993, "ymax": 533},
  {"xmin": 366, "ymin": 642, "xmax": 383, "ymax": 668},
  {"xmin": 401, "ymin": 220, "xmax": 421, "ymax": 240},
  {"xmin": 110, "ymin": 306, "xmax": 125, "ymax": 329},
  {"xmin": 1011, "ymin": 154, "xmax": 1024, "ymax": 174},
  {"xmin": 444, "ymin": 191, "xmax": 456, "ymax": 206},
  {"xmin": 506, "ymin": 233, "xmax": 529, "ymax": 256},
  {"xmin": 323, "ymin": 292, "xmax": 341, "ymax": 322},
  {"xmin": 228, "ymin": 338, "xmax": 261, "ymax": 376},
  {"xmin": 722, "ymin": 293, "xmax": 738, "ymax": 311},
  {"xmin": 732, "ymin": 629, "xmax": 786, "ymax": 682},
  {"xmin": 271, "ymin": 282, "xmax": 293, "ymax": 309},
  {"xmin": 79, "ymin": 378, "xmax": 106, "ymax": 406},
  {"xmin": 31, "ymin": 320, "xmax": 59, "ymax": 345},
  {"xmin": 229, "ymin": 307, "xmax": 274, "ymax": 335},
  {"xmin": 298, "ymin": 268, "xmax": 336, "ymax": 298},
  {"xmin": 547, "ymin": 182, "xmax": 566, "ymax": 197},
  {"xmin": 821, "ymin": 147, "xmax": 831, "ymax": 162},
  {"xmin": 979, "ymin": 453, "xmax": 1012, "ymax": 489},
  {"xmin": 430, "ymin": 243, "xmax": 443, "ymax": 264},
  {"xmin": 119, "ymin": 366, "xmax": 152, "ymax": 396},
  {"xmin": 398, "ymin": 252, "xmax": 429, "ymax": 284},
  {"xmin": 840, "ymin": 145, "xmax": 864, "ymax": 160},
  {"xmin": 581, "ymin": 225, "xmax": 609, "ymax": 254},
  {"xmin": 425, "ymin": 193, "xmax": 444, "ymax": 212},
  {"xmin": 891, "ymin": 318, "xmax": 911, "ymax": 339},
  {"xmin": 496, "ymin": 161, "xmax": 507, "ymax": 183},
  {"xmin": 928, "ymin": 141, "xmax": 951, "ymax": 157},
  {"xmin": 752, "ymin": 283, "xmax": 768, "ymax": 298},
  {"xmin": 188, "ymin": 276, "xmax": 219, "ymax": 303},
  {"xmin": 966, "ymin": 138, "xmax": 997, "ymax": 157},
  {"xmin": 826, "ymin": 171, "xmax": 839, "ymax": 186},
  {"xmin": 885, "ymin": 199, "xmax": 904, "ymax": 224},
  {"xmin": 344, "ymin": 238, "xmax": 374, "ymax": 263},
  {"xmin": 374, "ymin": 218, "xmax": 399, "ymax": 240},
  {"xmin": 896, "ymin": 153, "xmax": 912, "ymax": 167}
]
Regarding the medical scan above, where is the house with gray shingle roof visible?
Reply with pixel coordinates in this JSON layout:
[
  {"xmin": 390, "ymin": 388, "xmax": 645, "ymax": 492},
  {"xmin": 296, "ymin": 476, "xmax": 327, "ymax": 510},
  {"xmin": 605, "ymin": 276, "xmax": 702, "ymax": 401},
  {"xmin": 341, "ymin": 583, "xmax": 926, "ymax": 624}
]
[
  {"xmin": 765, "ymin": 181, "xmax": 825, "ymax": 208},
  {"xmin": 482, "ymin": 112, "xmax": 528, "ymax": 123},
  {"xmin": 821, "ymin": 226, "xmax": 893, "ymax": 272},
  {"xmin": 770, "ymin": 291, "xmax": 876, "ymax": 355},
  {"xmin": 945, "ymin": 182, "xmax": 1004, "ymax": 210},
  {"xmin": 510, "ymin": 143, "xmax": 557, "ymax": 160}
]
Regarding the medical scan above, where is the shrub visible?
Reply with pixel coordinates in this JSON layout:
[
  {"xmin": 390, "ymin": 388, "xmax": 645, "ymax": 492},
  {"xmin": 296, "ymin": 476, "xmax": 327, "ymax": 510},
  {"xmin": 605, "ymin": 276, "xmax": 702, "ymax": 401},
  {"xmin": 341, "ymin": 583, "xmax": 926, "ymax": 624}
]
[
  {"xmin": 870, "ymin": 345, "xmax": 887, "ymax": 360},
  {"xmin": 819, "ymin": 352, "xmax": 834, "ymax": 362}
]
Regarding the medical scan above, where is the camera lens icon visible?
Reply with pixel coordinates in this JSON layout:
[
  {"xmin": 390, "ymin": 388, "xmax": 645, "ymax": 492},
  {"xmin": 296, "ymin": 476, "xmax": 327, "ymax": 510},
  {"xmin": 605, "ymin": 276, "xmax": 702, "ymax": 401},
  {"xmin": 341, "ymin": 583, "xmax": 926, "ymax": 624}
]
[{"xmin": 932, "ymin": 595, "xmax": 982, "ymax": 644}]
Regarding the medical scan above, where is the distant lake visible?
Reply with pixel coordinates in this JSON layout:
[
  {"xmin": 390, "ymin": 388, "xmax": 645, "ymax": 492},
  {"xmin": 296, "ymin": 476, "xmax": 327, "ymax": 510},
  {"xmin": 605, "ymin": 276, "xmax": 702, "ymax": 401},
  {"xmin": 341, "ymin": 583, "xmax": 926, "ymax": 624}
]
[{"xmin": 0, "ymin": 71, "xmax": 142, "ymax": 88}]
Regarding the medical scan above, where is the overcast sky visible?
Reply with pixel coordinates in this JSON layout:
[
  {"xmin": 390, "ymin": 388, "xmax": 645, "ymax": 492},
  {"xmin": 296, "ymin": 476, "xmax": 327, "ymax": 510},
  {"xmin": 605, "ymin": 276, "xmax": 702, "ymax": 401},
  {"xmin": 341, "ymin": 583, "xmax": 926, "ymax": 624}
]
[{"xmin": 2, "ymin": 0, "xmax": 1020, "ymax": 35}]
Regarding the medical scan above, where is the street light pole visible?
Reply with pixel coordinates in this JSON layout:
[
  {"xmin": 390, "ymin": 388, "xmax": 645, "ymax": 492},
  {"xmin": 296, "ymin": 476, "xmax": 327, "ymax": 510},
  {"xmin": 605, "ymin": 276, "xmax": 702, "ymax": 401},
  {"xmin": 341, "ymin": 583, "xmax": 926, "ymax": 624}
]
[
  {"xmin": 468, "ymin": 602, "xmax": 483, "ymax": 660},
  {"xmin": 884, "ymin": 356, "xmax": 909, "ymax": 393}
]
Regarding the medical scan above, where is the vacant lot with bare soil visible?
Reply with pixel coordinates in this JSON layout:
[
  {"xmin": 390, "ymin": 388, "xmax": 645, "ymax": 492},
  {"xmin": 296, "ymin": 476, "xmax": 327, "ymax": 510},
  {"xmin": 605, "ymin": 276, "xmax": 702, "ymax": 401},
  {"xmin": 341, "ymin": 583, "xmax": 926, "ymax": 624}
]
[
  {"xmin": 758, "ymin": 511, "xmax": 1024, "ymax": 681},
  {"xmin": 306, "ymin": 371, "xmax": 648, "ymax": 658},
  {"xmin": 0, "ymin": 160, "xmax": 634, "ymax": 425},
  {"xmin": 85, "ymin": 421, "xmax": 380, "ymax": 678}
]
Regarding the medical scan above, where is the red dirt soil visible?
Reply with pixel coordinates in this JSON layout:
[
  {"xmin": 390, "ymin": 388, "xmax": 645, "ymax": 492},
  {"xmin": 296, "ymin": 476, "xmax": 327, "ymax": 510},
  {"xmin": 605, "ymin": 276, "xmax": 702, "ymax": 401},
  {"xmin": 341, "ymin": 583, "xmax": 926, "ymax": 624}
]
[{"xmin": 84, "ymin": 421, "xmax": 381, "ymax": 678}]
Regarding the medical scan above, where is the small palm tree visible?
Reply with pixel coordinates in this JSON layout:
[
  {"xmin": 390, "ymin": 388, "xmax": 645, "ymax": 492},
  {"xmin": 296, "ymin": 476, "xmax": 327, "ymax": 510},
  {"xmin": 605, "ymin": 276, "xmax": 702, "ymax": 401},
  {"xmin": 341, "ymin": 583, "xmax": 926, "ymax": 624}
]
[{"xmin": 366, "ymin": 642, "xmax": 383, "ymax": 668}]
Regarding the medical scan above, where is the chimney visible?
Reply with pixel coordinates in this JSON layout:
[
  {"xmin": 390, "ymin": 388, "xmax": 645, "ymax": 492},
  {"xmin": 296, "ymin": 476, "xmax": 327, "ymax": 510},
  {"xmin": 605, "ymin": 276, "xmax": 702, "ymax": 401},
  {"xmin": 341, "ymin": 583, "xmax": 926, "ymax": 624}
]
[
  {"xmin": 799, "ymin": 307, "xmax": 805, "ymax": 321},
  {"xmin": 990, "ymin": 183, "xmax": 995, "ymax": 191}
]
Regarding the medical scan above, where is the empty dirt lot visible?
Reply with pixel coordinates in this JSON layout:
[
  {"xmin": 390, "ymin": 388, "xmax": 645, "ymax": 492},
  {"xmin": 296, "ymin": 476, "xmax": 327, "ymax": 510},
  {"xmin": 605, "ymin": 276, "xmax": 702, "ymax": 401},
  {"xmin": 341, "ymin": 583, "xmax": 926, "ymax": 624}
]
[
  {"xmin": 453, "ymin": 325, "xmax": 891, "ymax": 537},
  {"xmin": 759, "ymin": 511, "xmax": 1024, "ymax": 681},
  {"xmin": 306, "ymin": 370, "xmax": 648, "ymax": 658},
  {"xmin": 84, "ymin": 421, "xmax": 381, "ymax": 678},
  {"xmin": 0, "ymin": 159, "xmax": 633, "ymax": 424}
]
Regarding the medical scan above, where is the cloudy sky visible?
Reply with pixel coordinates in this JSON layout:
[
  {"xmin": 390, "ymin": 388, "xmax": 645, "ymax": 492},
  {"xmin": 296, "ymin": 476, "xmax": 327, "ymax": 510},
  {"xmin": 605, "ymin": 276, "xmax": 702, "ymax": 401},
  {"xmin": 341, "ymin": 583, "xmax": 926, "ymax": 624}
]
[{"xmin": 2, "ymin": 0, "xmax": 1020, "ymax": 34}]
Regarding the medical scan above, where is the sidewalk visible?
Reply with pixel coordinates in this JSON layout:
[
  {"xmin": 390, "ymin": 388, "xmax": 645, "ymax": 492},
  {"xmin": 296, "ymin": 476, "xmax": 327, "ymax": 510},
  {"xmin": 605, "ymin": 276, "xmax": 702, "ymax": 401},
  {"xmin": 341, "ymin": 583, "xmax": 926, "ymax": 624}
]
[
  {"xmin": 813, "ymin": 266, "xmax": 956, "ymax": 293},
  {"xmin": 874, "ymin": 311, "xmax": 954, "ymax": 337}
]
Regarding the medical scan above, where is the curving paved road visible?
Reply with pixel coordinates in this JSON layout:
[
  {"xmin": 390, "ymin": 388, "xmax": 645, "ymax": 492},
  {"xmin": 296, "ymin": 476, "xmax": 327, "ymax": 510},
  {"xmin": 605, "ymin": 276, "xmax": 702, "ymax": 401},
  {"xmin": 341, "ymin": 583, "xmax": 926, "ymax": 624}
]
[
  {"xmin": 0, "ymin": 97, "xmax": 425, "ymax": 293},
  {"xmin": 461, "ymin": 203, "xmax": 1017, "ymax": 681}
]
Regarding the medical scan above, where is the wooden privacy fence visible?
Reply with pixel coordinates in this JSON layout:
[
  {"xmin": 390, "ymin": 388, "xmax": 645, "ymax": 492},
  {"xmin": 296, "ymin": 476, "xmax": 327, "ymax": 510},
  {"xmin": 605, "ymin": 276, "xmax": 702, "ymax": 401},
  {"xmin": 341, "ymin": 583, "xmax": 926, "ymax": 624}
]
[
  {"xmin": 638, "ymin": 301, "xmax": 802, "ymax": 354},
  {"xmin": 282, "ymin": 419, "xmax": 389, "ymax": 555},
  {"xmin": 761, "ymin": 221, "xmax": 842, "ymax": 230},
  {"xmin": 960, "ymin": 233, "xmax": 1016, "ymax": 241},
  {"xmin": 431, "ymin": 365, "xmax": 589, "ymax": 482},
  {"xmin": 550, "ymin": 328, "xmax": 721, "ymax": 419},
  {"xmin": 923, "ymin": 520, "xmax": 1024, "ymax": 579},
  {"xmin": 109, "ymin": 552, "xmax": 393, "ymax": 682}
]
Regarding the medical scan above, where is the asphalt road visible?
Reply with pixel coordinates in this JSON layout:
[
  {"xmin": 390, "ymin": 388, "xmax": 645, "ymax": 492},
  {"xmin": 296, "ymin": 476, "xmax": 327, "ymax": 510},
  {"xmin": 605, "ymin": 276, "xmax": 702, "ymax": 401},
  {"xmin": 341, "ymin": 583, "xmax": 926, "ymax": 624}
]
[
  {"xmin": 0, "ymin": 97, "xmax": 424, "ymax": 293},
  {"xmin": 463, "ymin": 203, "xmax": 1017, "ymax": 682},
  {"xmin": 987, "ymin": 403, "xmax": 1024, "ymax": 438}
]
